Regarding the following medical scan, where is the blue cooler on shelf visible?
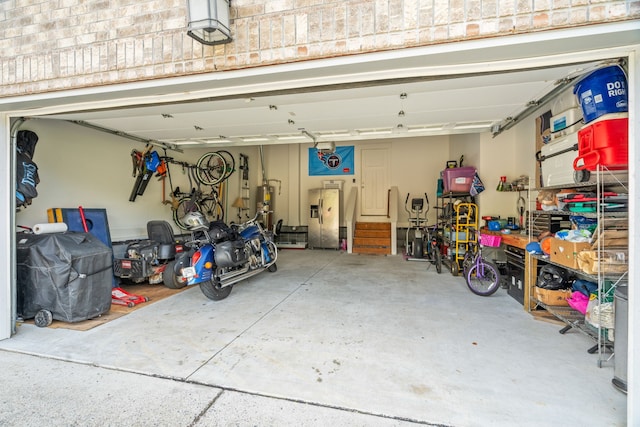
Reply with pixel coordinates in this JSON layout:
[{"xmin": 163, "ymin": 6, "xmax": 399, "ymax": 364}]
[{"xmin": 573, "ymin": 65, "xmax": 628, "ymax": 124}]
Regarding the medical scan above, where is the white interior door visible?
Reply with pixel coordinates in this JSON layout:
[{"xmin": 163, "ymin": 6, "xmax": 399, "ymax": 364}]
[{"xmin": 360, "ymin": 146, "xmax": 390, "ymax": 216}]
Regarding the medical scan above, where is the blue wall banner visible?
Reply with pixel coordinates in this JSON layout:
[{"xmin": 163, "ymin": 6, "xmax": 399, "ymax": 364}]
[{"xmin": 308, "ymin": 146, "xmax": 354, "ymax": 176}]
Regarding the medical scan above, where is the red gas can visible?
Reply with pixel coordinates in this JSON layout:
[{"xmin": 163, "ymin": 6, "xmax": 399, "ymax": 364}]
[{"xmin": 573, "ymin": 113, "xmax": 628, "ymax": 171}]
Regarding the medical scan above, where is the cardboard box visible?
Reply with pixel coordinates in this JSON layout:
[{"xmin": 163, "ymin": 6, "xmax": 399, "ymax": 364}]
[
  {"xmin": 549, "ymin": 238, "xmax": 591, "ymax": 269},
  {"xmin": 535, "ymin": 287, "xmax": 572, "ymax": 306}
]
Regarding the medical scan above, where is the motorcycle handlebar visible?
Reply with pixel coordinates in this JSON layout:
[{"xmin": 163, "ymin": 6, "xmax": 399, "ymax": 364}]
[{"xmin": 233, "ymin": 209, "xmax": 273, "ymax": 230}]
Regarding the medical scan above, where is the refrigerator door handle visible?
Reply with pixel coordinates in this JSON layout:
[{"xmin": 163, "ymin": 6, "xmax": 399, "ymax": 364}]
[{"xmin": 319, "ymin": 199, "xmax": 323, "ymax": 224}]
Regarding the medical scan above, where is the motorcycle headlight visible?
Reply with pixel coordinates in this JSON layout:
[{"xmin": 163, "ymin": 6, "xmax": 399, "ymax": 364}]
[{"xmin": 251, "ymin": 238, "xmax": 261, "ymax": 251}]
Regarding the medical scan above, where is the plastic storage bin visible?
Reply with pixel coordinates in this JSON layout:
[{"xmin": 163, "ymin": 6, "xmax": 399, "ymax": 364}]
[
  {"xmin": 443, "ymin": 167, "xmax": 476, "ymax": 193},
  {"xmin": 479, "ymin": 234, "xmax": 502, "ymax": 247}
]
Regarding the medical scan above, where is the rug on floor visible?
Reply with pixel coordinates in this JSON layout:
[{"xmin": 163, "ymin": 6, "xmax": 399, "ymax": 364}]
[{"xmin": 23, "ymin": 283, "xmax": 189, "ymax": 331}]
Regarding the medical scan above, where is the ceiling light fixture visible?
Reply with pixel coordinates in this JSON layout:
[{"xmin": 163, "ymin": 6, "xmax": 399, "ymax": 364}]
[
  {"xmin": 186, "ymin": 0, "xmax": 232, "ymax": 46},
  {"xmin": 358, "ymin": 129, "xmax": 392, "ymax": 136},
  {"xmin": 407, "ymin": 125, "xmax": 443, "ymax": 133},
  {"xmin": 277, "ymin": 135, "xmax": 308, "ymax": 141},
  {"xmin": 317, "ymin": 131, "xmax": 352, "ymax": 138}
]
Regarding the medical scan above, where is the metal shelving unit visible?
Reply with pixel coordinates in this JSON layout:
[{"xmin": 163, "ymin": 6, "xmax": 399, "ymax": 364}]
[
  {"xmin": 529, "ymin": 166, "xmax": 628, "ymax": 367},
  {"xmin": 437, "ymin": 192, "xmax": 477, "ymax": 275}
]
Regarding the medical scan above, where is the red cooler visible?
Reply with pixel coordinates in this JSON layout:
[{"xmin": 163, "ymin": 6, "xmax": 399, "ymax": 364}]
[{"xmin": 573, "ymin": 113, "xmax": 628, "ymax": 171}]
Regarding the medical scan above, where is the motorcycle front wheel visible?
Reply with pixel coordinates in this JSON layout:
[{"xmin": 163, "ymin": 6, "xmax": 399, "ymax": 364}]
[{"xmin": 199, "ymin": 276, "xmax": 232, "ymax": 301}]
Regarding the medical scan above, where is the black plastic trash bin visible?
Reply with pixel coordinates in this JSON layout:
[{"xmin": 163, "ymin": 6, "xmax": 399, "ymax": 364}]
[{"xmin": 612, "ymin": 286, "xmax": 628, "ymax": 393}]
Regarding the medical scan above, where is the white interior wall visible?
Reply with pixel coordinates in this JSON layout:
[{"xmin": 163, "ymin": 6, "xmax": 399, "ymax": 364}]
[
  {"xmin": 390, "ymin": 136, "xmax": 450, "ymax": 226},
  {"xmin": 13, "ymin": 120, "xmax": 263, "ymax": 241},
  {"xmin": 475, "ymin": 130, "xmax": 518, "ymax": 221},
  {"xmin": 241, "ymin": 135, "xmax": 472, "ymax": 229},
  {"xmin": 16, "ymin": 123, "xmax": 537, "ymax": 236}
]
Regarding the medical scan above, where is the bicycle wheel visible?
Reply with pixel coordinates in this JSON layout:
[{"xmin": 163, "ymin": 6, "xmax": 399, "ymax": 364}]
[
  {"xmin": 200, "ymin": 196, "xmax": 225, "ymax": 222},
  {"xmin": 195, "ymin": 152, "xmax": 227, "ymax": 185},
  {"xmin": 433, "ymin": 246, "xmax": 442, "ymax": 274},
  {"xmin": 216, "ymin": 150, "xmax": 236, "ymax": 180},
  {"xmin": 173, "ymin": 197, "xmax": 202, "ymax": 230},
  {"xmin": 414, "ymin": 238, "xmax": 424, "ymax": 258},
  {"xmin": 462, "ymin": 249, "xmax": 475, "ymax": 277},
  {"xmin": 465, "ymin": 260, "xmax": 501, "ymax": 296}
]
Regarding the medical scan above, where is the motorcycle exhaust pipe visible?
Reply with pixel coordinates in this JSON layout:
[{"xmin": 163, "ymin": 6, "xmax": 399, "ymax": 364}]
[{"xmin": 218, "ymin": 266, "xmax": 266, "ymax": 288}]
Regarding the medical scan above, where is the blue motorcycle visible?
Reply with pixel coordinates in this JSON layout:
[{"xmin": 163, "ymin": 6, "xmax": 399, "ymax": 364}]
[{"xmin": 164, "ymin": 209, "xmax": 278, "ymax": 300}]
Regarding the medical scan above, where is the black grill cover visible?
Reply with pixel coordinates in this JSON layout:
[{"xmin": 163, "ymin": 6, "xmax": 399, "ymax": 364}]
[{"xmin": 16, "ymin": 232, "xmax": 113, "ymax": 323}]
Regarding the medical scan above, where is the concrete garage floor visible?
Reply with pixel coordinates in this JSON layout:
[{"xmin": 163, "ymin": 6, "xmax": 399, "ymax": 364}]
[{"xmin": 0, "ymin": 250, "xmax": 626, "ymax": 426}]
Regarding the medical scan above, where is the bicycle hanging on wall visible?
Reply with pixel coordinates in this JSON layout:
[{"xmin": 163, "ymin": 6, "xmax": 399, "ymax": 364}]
[{"xmin": 159, "ymin": 151, "xmax": 235, "ymax": 230}]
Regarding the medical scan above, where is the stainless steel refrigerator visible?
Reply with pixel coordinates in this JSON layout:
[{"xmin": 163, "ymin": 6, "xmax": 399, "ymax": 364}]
[{"xmin": 308, "ymin": 188, "xmax": 340, "ymax": 249}]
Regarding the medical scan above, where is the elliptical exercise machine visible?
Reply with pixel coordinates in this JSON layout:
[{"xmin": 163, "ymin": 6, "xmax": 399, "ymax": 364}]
[
  {"xmin": 404, "ymin": 193, "xmax": 443, "ymax": 273},
  {"xmin": 404, "ymin": 193, "xmax": 428, "ymax": 260}
]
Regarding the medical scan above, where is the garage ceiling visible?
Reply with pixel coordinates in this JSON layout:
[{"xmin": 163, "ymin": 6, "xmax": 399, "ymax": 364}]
[{"xmin": 39, "ymin": 61, "xmax": 604, "ymax": 150}]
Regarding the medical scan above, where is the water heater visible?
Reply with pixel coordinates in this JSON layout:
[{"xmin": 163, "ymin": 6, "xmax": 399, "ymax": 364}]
[{"xmin": 256, "ymin": 185, "xmax": 275, "ymax": 229}]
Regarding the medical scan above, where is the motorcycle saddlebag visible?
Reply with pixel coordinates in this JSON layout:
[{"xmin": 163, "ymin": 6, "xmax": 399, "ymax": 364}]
[
  {"xmin": 214, "ymin": 240, "xmax": 247, "ymax": 267},
  {"xmin": 208, "ymin": 220, "xmax": 236, "ymax": 243}
]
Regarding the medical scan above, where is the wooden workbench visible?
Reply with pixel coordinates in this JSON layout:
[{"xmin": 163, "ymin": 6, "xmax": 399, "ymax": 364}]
[
  {"xmin": 481, "ymin": 229, "xmax": 536, "ymax": 311},
  {"xmin": 481, "ymin": 228, "xmax": 530, "ymax": 249}
]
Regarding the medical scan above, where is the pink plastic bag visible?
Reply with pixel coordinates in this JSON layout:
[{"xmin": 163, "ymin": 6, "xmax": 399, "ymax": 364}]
[{"xmin": 567, "ymin": 291, "xmax": 589, "ymax": 314}]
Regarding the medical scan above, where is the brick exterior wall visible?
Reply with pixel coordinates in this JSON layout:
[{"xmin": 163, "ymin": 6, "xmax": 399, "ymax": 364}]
[{"xmin": 0, "ymin": 0, "xmax": 638, "ymax": 97}]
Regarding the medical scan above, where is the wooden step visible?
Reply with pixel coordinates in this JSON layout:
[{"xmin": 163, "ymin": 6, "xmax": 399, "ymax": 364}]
[
  {"xmin": 353, "ymin": 236, "xmax": 390, "ymax": 246},
  {"xmin": 355, "ymin": 222, "xmax": 391, "ymax": 231},
  {"xmin": 352, "ymin": 246, "xmax": 392, "ymax": 255},
  {"xmin": 354, "ymin": 229, "xmax": 391, "ymax": 238},
  {"xmin": 352, "ymin": 222, "xmax": 392, "ymax": 255}
]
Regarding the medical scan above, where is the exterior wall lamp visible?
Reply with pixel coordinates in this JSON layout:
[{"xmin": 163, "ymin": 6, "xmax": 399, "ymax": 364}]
[{"xmin": 186, "ymin": 0, "xmax": 232, "ymax": 46}]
